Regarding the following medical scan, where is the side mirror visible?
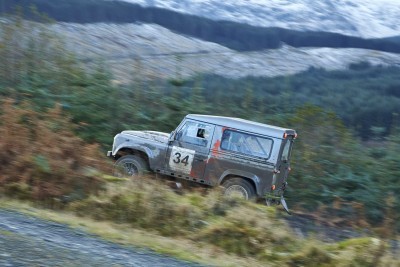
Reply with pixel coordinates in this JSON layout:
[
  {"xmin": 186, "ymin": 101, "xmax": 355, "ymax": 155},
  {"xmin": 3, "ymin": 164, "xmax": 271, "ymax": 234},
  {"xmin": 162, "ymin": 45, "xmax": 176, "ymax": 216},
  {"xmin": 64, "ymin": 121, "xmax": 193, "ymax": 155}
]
[{"xmin": 168, "ymin": 131, "xmax": 175, "ymax": 142}]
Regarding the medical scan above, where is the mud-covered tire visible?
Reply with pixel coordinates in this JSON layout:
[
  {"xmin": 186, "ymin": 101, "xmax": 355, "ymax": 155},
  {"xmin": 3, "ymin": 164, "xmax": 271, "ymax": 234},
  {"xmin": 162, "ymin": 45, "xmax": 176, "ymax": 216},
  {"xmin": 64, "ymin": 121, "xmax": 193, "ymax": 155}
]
[
  {"xmin": 222, "ymin": 178, "xmax": 256, "ymax": 200},
  {"xmin": 113, "ymin": 155, "xmax": 148, "ymax": 178}
]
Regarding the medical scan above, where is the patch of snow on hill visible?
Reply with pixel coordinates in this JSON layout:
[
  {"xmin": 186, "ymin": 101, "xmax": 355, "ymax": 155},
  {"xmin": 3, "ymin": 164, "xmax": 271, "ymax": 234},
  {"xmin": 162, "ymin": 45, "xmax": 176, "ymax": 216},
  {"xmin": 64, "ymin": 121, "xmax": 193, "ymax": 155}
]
[
  {"xmin": 113, "ymin": 0, "xmax": 400, "ymax": 38},
  {"xmin": 52, "ymin": 22, "xmax": 400, "ymax": 83}
]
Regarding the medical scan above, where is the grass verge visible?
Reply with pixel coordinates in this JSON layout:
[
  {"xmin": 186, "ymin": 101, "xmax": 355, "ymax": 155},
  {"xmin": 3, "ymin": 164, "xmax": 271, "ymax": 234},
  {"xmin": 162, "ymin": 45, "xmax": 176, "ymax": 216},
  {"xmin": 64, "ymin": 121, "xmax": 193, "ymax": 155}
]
[
  {"xmin": 0, "ymin": 198, "xmax": 264, "ymax": 267},
  {"xmin": 1, "ymin": 177, "xmax": 399, "ymax": 267}
]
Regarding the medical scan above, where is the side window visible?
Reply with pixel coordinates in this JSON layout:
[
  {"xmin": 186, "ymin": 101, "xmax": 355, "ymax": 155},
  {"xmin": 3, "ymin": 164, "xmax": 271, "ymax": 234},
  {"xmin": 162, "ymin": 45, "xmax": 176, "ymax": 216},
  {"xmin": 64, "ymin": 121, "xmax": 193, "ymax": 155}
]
[
  {"xmin": 176, "ymin": 121, "xmax": 212, "ymax": 147},
  {"xmin": 221, "ymin": 130, "xmax": 273, "ymax": 158}
]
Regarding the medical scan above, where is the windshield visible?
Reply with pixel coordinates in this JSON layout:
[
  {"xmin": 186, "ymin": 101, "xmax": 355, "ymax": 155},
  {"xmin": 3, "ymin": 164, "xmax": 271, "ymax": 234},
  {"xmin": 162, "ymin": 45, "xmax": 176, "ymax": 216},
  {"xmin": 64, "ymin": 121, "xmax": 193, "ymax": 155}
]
[{"xmin": 281, "ymin": 140, "xmax": 293, "ymax": 162}]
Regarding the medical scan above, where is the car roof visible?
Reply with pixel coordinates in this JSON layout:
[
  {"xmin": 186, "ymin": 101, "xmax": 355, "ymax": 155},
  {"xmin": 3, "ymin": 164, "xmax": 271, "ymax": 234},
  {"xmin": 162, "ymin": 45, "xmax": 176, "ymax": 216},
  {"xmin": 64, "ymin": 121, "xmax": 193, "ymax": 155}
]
[{"xmin": 186, "ymin": 114, "xmax": 296, "ymax": 138}]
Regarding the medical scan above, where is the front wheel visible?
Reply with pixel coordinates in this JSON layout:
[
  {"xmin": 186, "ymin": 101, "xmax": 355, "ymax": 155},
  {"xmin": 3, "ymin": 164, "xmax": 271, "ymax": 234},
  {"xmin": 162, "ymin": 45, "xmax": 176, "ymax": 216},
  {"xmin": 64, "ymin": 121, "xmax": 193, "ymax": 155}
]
[
  {"xmin": 222, "ymin": 178, "xmax": 256, "ymax": 200},
  {"xmin": 113, "ymin": 155, "xmax": 148, "ymax": 178}
]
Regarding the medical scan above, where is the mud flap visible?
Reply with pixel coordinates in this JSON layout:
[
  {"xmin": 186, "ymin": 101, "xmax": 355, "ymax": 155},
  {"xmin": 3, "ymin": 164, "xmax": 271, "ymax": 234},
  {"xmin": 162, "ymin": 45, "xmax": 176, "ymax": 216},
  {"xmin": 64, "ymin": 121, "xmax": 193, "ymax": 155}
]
[{"xmin": 281, "ymin": 195, "xmax": 291, "ymax": 215}]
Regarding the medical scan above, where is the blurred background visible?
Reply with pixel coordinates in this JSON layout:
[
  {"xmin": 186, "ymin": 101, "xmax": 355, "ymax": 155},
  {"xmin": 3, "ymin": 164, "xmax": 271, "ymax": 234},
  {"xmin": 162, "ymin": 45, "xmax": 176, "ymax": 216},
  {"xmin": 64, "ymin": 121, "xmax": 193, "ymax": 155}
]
[{"xmin": 0, "ymin": 0, "xmax": 399, "ymax": 266}]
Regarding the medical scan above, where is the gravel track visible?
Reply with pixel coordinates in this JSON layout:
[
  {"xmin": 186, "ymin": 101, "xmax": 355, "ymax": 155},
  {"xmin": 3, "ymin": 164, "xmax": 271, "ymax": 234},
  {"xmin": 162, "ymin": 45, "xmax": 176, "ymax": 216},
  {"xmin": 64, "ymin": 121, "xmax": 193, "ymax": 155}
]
[{"xmin": 0, "ymin": 209, "xmax": 203, "ymax": 267}]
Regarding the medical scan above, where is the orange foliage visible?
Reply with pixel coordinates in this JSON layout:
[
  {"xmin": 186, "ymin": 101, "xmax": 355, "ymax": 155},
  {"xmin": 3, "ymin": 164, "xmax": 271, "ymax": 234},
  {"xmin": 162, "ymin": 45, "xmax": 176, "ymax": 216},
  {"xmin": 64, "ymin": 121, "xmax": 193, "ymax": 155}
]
[{"xmin": 0, "ymin": 99, "xmax": 105, "ymax": 203}]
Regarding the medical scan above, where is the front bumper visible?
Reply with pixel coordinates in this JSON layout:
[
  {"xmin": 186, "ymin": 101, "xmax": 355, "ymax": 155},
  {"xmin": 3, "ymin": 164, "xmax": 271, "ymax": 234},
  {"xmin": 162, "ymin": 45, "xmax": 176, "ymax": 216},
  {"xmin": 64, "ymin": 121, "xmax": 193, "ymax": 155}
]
[{"xmin": 107, "ymin": 151, "xmax": 113, "ymax": 157}]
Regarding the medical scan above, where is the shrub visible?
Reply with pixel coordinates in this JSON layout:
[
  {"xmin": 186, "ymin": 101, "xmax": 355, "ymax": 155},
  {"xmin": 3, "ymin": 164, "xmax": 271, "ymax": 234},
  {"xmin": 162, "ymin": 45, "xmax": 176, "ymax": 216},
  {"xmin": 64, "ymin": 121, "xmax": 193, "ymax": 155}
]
[
  {"xmin": 197, "ymin": 204, "xmax": 295, "ymax": 257},
  {"xmin": 0, "ymin": 99, "xmax": 105, "ymax": 205},
  {"xmin": 287, "ymin": 245, "xmax": 333, "ymax": 267},
  {"xmin": 70, "ymin": 178, "xmax": 205, "ymax": 236}
]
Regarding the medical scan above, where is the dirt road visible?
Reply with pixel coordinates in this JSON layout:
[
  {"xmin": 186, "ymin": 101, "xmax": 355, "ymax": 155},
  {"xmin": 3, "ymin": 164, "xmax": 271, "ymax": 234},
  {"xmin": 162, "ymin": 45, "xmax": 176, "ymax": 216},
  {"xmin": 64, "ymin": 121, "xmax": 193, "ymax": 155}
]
[{"xmin": 0, "ymin": 209, "xmax": 202, "ymax": 267}]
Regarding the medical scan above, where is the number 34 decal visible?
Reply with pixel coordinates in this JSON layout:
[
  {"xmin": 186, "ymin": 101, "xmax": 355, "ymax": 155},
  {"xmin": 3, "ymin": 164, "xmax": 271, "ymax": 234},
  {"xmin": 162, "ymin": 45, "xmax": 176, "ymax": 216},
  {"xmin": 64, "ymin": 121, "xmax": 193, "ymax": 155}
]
[
  {"xmin": 173, "ymin": 152, "xmax": 190, "ymax": 166},
  {"xmin": 169, "ymin": 146, "xmax": 195, "ymax": 174}
]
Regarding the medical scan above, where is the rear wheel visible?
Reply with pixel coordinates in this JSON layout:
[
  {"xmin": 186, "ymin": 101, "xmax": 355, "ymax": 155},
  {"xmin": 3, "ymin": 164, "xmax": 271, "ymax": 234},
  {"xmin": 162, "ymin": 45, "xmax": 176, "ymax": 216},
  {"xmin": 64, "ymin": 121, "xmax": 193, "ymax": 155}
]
[
  {"xmin": 113, "ymin": 155, "xmax": 148, "ymax": 178},
  {"xmin": 222, "ymin": 178, "xmax": 256, "ymax": 200}
]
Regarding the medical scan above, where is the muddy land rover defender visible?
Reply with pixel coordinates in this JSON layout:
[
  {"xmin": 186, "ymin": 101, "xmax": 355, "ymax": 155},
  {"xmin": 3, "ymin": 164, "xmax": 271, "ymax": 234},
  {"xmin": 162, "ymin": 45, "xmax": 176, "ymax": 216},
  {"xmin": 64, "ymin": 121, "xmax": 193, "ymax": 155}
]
[{"xmin": 107, "ymin": 114, "xmax": 297, "ymax": 211}]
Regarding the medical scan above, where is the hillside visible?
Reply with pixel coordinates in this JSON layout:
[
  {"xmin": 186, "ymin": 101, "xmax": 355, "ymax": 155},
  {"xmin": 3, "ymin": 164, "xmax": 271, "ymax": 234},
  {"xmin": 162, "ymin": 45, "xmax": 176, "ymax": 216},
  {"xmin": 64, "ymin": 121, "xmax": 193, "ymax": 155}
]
[
  {"xmin": 2, "ymin": 0, "xmax": 400, "ymax": 53},
  {"xmin": 117, "ymin": 0, "xmax": 400, "ymax": 38},
  {"xmin": 24, "ymin": 22, "xmax": 400, "ymax": 82},
  {"xmin": 2, "ymin": 0, "xmax": 400, "ymax": 83}
]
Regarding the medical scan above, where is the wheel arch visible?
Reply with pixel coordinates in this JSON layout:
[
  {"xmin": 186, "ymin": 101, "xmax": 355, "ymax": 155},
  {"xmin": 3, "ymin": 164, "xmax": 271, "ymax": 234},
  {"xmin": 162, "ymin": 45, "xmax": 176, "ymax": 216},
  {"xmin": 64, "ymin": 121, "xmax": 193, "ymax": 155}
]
[
  {"xmin": 218, "ymin": 170, "xmax": 259, "ymax": 196},
  {"xmin": 115, "ymin": 147, "xmax": 150, "ymax": 169}
]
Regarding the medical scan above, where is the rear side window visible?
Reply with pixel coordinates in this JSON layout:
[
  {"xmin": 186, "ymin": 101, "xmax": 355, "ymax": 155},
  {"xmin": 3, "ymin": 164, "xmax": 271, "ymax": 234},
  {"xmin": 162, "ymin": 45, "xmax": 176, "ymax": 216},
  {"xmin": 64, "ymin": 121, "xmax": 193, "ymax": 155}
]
[{"xmin": 220, "ymin": 130, "xmax": 273, "ymax": 158}]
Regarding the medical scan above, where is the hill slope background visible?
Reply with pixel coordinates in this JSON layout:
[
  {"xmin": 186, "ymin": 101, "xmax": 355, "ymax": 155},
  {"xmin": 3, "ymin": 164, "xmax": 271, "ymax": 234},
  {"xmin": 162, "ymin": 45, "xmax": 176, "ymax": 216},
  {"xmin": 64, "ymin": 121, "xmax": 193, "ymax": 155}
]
[
  {"xmin": 116, "ymin": 0, "xmax": 400, "ymax": 38},
  {"xmin": 48, "ymin": 22, "xmax": 400, "ymax": 82},
  {"xmin": 2, "ymin": 1, "xmax": 400, "ymax": 83},
  {"xmin": 2, "ymin": 0, "xmax": 400, "ymax": 53}
]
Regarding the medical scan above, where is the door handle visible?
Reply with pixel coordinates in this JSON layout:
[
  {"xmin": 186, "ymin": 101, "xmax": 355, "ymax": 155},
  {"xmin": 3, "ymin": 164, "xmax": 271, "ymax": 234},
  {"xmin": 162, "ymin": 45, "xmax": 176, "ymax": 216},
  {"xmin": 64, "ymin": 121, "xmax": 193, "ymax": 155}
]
[{"xmin": 194, "ymin": 158, "xmax": 206, "ymax": 162}]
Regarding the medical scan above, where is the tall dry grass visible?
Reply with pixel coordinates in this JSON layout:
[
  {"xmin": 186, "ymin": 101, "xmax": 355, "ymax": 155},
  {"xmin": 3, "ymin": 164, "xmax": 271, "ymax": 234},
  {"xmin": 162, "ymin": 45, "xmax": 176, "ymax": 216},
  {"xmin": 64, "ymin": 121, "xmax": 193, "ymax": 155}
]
[{"xmin": 0, "ymin": 99, "xmax": 105, "ymax": 205}]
